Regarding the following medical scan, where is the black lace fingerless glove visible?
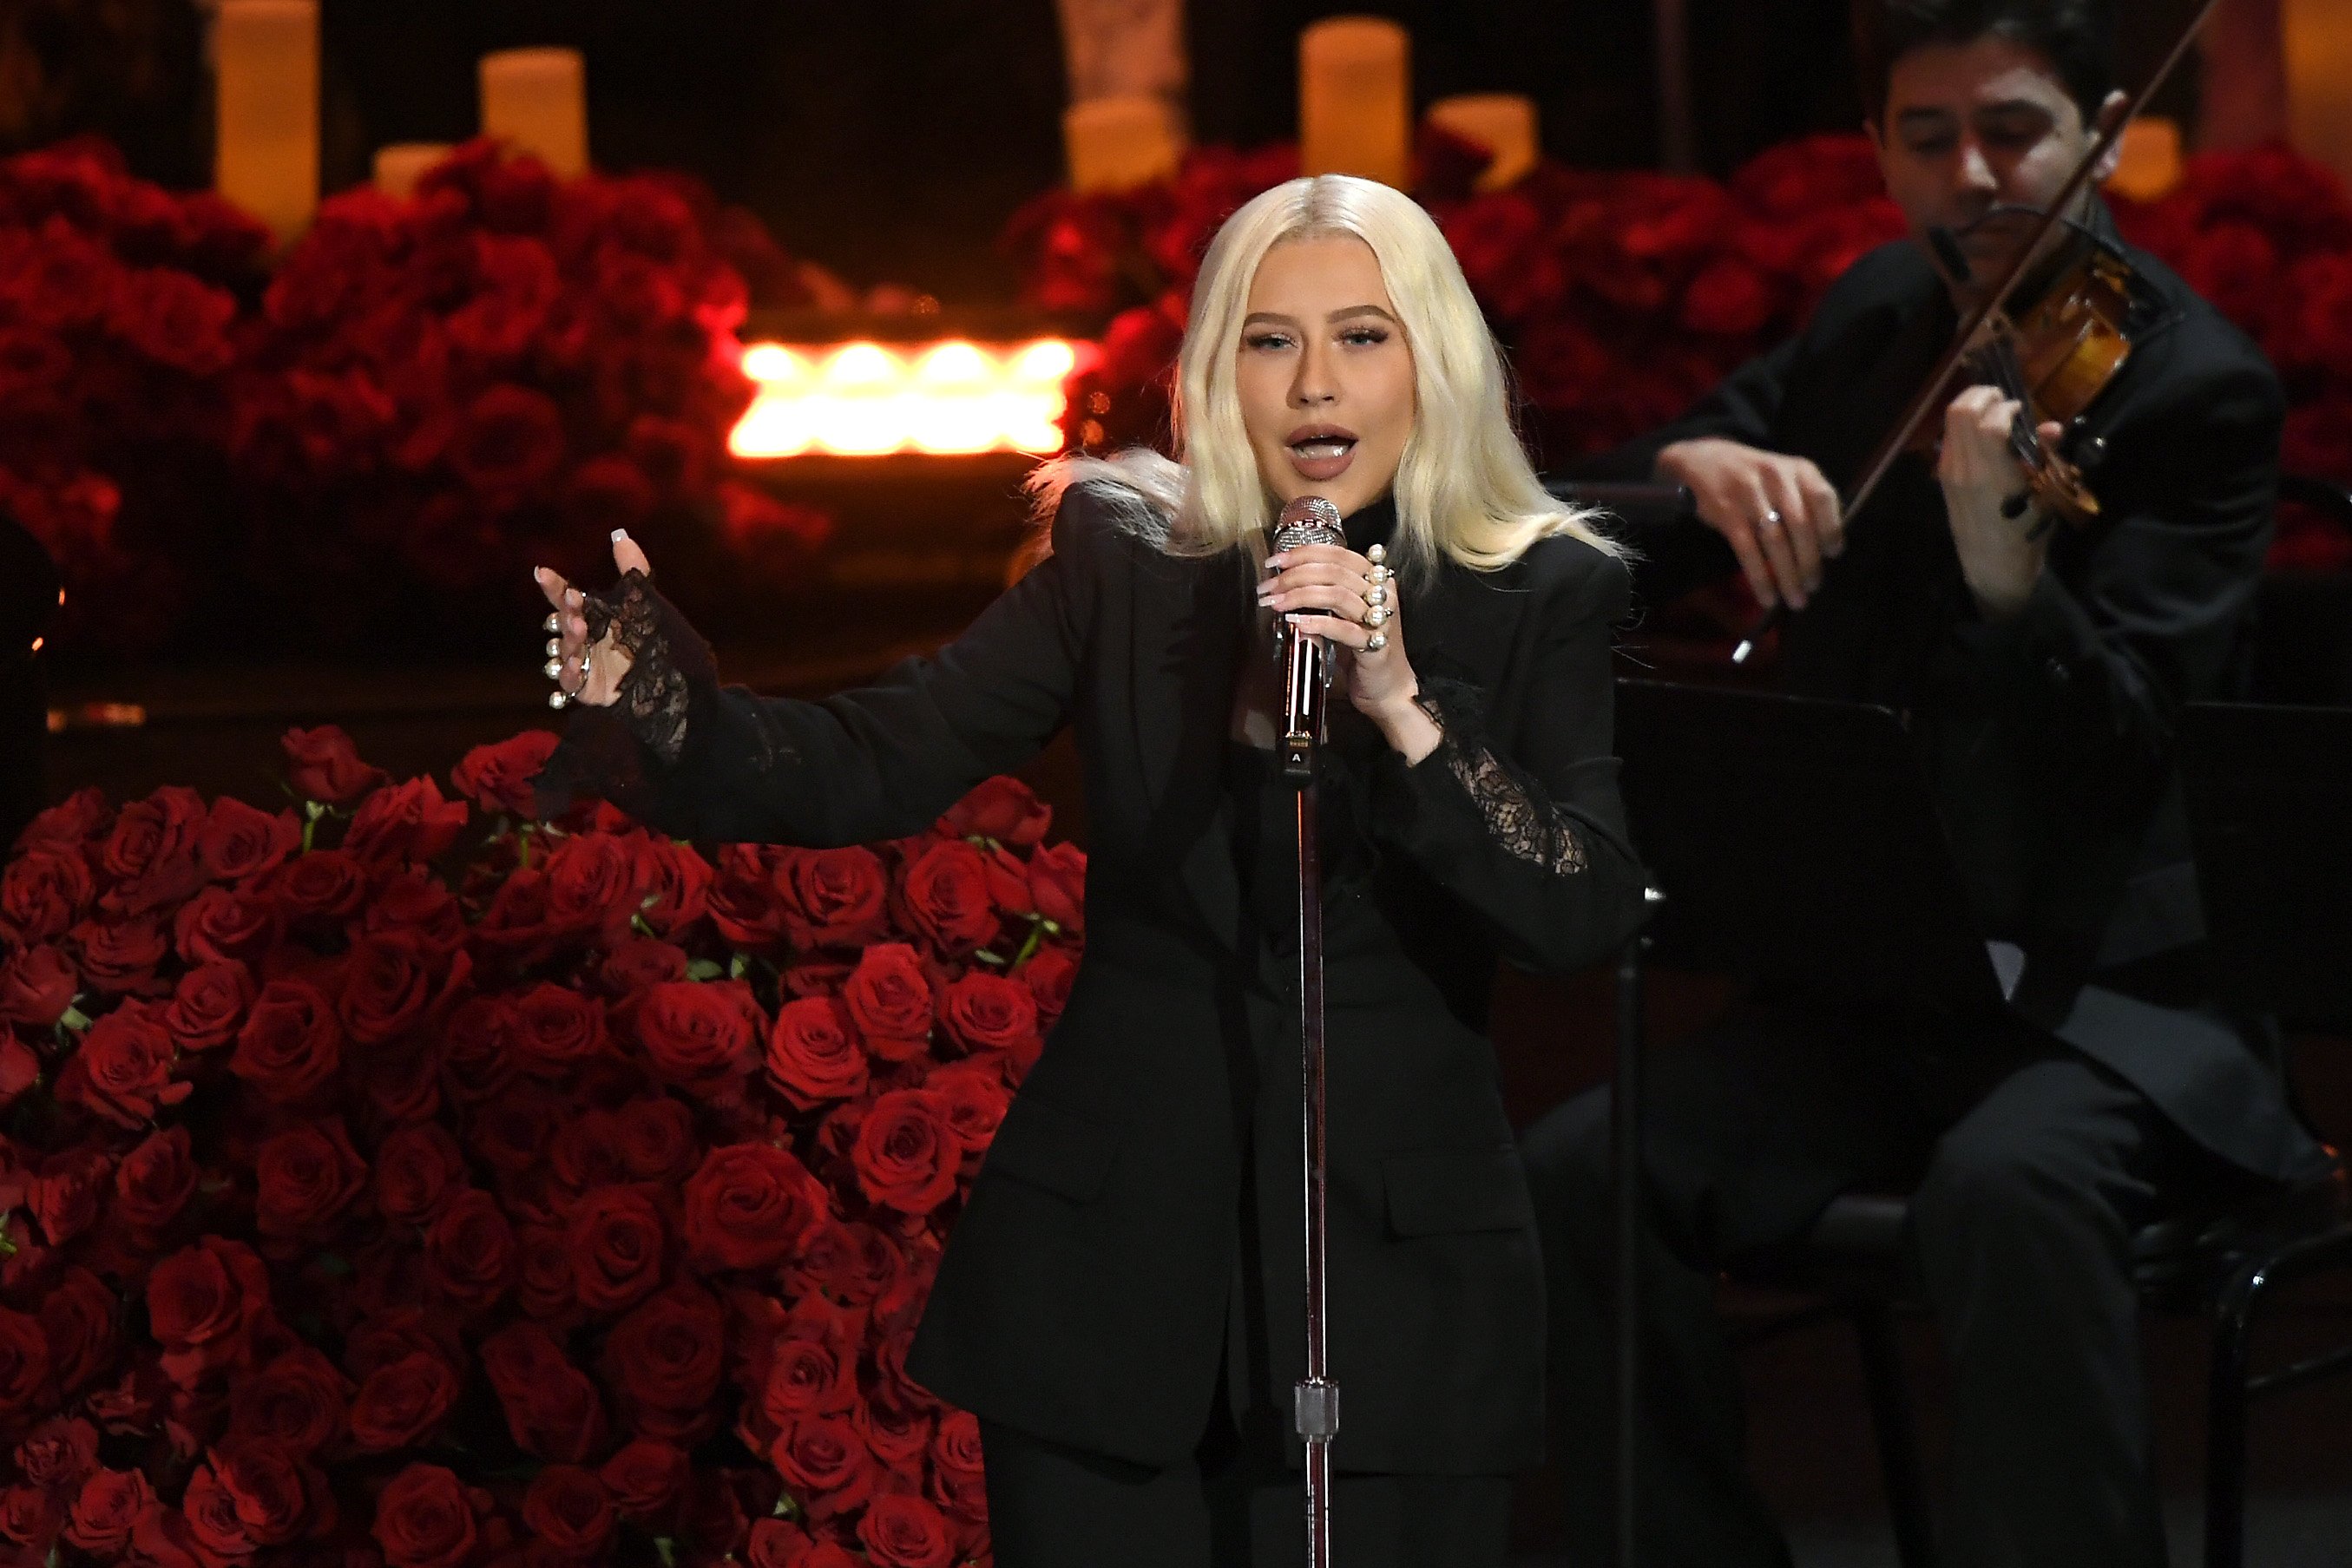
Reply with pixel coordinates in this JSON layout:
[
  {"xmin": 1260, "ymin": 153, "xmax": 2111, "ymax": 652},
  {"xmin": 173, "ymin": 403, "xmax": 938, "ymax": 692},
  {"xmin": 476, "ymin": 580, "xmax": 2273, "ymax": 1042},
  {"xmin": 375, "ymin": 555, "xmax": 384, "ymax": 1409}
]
[{"xmin": 532, "ymin": 570, "xmax": 718, "ymax": 821}]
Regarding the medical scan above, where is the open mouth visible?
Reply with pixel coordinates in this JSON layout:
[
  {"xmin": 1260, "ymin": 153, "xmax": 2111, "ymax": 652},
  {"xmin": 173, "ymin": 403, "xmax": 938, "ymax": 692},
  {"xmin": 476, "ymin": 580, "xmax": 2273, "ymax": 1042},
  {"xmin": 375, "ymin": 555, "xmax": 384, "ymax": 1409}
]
[{"xmin": 1285, "ymin": 423, "xmax": 1359, "ymax": 476}]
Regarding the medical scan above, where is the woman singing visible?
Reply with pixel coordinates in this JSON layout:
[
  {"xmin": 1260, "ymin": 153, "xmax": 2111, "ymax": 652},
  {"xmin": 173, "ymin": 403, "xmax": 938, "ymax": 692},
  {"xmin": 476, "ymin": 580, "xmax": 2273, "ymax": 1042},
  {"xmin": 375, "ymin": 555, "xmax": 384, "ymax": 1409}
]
[{"xmin": 531, "ymin": 174, "xmax": 1646, "ymax": 1568}]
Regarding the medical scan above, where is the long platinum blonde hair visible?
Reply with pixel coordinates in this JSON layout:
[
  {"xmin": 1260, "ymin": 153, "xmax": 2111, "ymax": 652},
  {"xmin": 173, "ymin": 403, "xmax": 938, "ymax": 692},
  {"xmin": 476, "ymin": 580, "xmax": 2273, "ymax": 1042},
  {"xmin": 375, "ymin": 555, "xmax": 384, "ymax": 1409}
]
[{"xmin": 1028, "ymin": 174, "xmax": 1616, "ymax": 578}]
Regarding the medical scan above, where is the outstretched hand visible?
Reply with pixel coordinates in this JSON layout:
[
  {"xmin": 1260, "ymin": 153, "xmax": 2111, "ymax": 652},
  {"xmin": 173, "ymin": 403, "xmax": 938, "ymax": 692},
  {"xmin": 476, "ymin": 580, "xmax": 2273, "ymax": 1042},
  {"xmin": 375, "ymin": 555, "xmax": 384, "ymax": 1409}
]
[{"xmin": 534, "ymin": 532, "xmax": 653, "ymax": 708}]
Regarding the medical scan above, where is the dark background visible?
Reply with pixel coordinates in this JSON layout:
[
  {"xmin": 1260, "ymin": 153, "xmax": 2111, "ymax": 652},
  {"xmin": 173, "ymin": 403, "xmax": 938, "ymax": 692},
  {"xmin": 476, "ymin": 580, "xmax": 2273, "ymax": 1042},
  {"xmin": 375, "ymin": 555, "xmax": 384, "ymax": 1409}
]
[{"xmin": 0, "ymin": 0, "xmax": 2216, "ymax": 301}]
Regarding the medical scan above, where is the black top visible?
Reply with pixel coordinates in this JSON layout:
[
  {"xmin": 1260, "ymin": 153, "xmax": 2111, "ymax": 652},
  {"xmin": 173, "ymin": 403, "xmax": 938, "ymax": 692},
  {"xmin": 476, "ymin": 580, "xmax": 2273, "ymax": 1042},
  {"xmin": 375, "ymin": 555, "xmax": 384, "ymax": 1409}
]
[{"xmin": 539, "ymin": 482, "xmax": 1649, "ymax": 1471}]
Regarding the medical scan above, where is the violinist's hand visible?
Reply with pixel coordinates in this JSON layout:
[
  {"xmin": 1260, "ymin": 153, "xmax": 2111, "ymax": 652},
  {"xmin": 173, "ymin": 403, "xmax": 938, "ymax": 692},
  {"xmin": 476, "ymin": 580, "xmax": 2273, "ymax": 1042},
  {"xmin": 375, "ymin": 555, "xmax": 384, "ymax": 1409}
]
[
  {"xmin": 1259, "ymin": 540, "xmax": 1440, "ymax": 764},
  {"xmin": 1939, "ymin": 385, "xmax": 2063, "ymax": 621},
  {"xmin": 533, "ymin": 531, "xmax": 654, "ymax": 707},
  {"xmin": 1655, "ymin": 436, "xmax": 1843, "ymax": 611}
]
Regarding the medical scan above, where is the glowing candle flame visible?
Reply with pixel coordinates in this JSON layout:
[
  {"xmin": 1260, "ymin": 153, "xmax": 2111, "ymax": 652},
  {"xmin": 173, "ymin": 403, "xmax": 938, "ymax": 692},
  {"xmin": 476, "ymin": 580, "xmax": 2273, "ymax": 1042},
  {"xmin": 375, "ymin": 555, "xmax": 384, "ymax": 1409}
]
[{"xmin": 730, "ymin": 338, "xmax": 1093, "ymax": 458}]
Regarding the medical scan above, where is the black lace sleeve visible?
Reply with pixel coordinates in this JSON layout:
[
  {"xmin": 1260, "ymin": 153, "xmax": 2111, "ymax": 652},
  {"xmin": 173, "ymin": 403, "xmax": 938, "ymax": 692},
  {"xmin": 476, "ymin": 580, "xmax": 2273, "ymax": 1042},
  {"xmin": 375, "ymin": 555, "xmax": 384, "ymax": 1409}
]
[
  {"xmin": 532, "ymin": 570, "xmax": 717, "ymax": 822},
  {"xmin": 1409, "ymin": 676, "xmax": 1589, "ymax": 876}
]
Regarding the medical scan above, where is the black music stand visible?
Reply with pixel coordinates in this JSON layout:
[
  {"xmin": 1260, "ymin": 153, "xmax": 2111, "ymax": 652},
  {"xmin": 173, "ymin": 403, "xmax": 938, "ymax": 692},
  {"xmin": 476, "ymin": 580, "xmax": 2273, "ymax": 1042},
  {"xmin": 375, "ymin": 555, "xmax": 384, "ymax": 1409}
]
[{"xmin": 1600, "ymin": 679, "xmax": 2011, "ymax": 1566}]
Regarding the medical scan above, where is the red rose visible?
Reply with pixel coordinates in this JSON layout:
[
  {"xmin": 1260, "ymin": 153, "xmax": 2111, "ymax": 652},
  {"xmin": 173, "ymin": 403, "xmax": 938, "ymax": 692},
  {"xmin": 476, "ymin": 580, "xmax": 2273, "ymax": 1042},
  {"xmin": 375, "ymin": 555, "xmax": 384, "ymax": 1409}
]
[
  {"xmin": 680, "ymin": 1143, "xmax": 825, "ymax": 1272},
  {"xmin": 939, "ymin": 970, "xmax": 1039, "ymax": 1055},
  {"xmin": 516, "ymin": 1222, "xmax": 576, "ymax": 1319},
  {"xmin": 424, "ymin": 1188, "xmax": 515, "ymax": 1311},
  {"xmin": 522, "ymin": 1466, "xmax": 614, "ymax": 1558},
  {"xmin": 371, "ymin": 1463, "xmax": 480, "ymax": 1568},
  {"xmin": 200, "ymin": 1439, "xmax": 330, "ymax": 1547},
  {"xmin": 851, "ymin": 1089, "xmax": 963, "ymax": 1215},
  {"xmin": 64, "ymin": 1468, "xmax": 153, "ymax": 1554},
  {"xmin": 768, "ymin": 1414, "xmax": 876, "ymax": 1519},
  {"xmin": 857, "ymin": 1493, "xmax": 955, "ymax": 1568},
  {"xmin": 198, "ymin": 796, "xmax": 299, "ymax": 884},
  {"xmin": 39, "ymin": 1269, "xmax": 118, "ymax": 1397},
  {"xmin": 68, "ymin": 915, "xmax": 169, "ymax": 995},
  {"xmin": 470, "ymin": 863, "xmax": 556, "ymax": 968},
  {"xmin": 56, "ymin": 1004, "xmax": 189, "ymax": 1127},
  {"xmin": 254, "ymin": 1119, "xmax": 369, "ymax": 1245},
  {"xmin": 0, "ymin": 1480, "xmax": 61, "ymax": 1551},
  {"xmin": 898, "ymin": 840, "xmax": 999, "ymax": 956},
  {"xmin": 269, "ymin": 848, "xmax": 368, "ymax": 923},
  {"xmin": 1, "ymin": 849, "xmax": 92, "ymax": 947},
  {"xmin": 567, "ymin": 1185, "xmax": 668, "ymax": 1313},
  {"xmin": 481, "ymin": 1323, "xmax": 611, "ymax": 1463},
  {"xmin": 706, "ymin": 846, "xmax": 785, "ymax": 949},
  {"xmin": 359, "ymin": 869, "xmax": 468, "ymax": 957},
  {"xmin": 635, "ymin": 839, "xmax": 713, "ymax": 937},
  {"xmin": 614, "ymin": 1096, "xmax": 698, "ymax": 1182},
  {"xmin": 746, "ymin": 1518, "xmax": 810, "ymax": 1568},
  {"xmin": 174, "ymin": 885, "xmax": 279, "ymax": 967},
  {"xmin": 338, "ymin": 934, "xmax": 437, "ymax": 1046},
  {"xmin": 541, "ymin": 830, "xmax": 643, "ymax": 938},
  {"xmin": 757, "ymin": 1318, "xmax": 857, "ymax": 1426},
  {"xmin": 349, "ymin": 1352, "xmax": 461, "ymax": 1453},
  {"xmin": 509, "ymin": 982, "xmax": 608, "ymax": 1075},
  {"xmin": 437, "ymin": 995, "xmax": 517, "ymax": 1103},
  {"xmin": 31, "ymin": 1149, "xmax": 110, "ymax": 1246},
  {"xmin": 855, "ymin": 1387, "xmax": 934, "ymax": 1466},
  {"xmin": 0, "ymin": 1309, "xmax": 51, "ymax": 1423},
  {"xmin": 451, "ymin": 730, "xmax": 562, "ymax": 816},
  {"xmin": 449, "ymin": 384, "xmax": 566, "ymax": 495},
  {"xmin": 374, "ymin": 1124, "xmax": 468, "ymax": 1228},
  {"xmin": 765, "ymin": 996, "xmax": 870, "ymax": 1110},
  {"xmin": 636, "ymin": 980, "xmax": 759, "ymax": 1099},
  {"xmin": 602, "ymin": 1281, "xmax": 725, "ymax": 1434},
  {"xmin": 840, "ymin": 942, "xmax": 933, "ymax": 1059},
  {"xmin": 1022, "ymin": 942, "xmax": 1079, "ymax": 1026},
  {"xmin": 0, "ymin": 1040, "xmax": 35, "ymax": 1113},
  {"xmin": 95, "ymin": 785, "xmax": 207, "ymax": 916},
  {"xmin": 164, "ymin": 961, "xmax": 254, "ymax": 1051},
  {"xmin": 13, "ymin": 789, "xmax": 106, "ymax": 855},
  {"xmin": 114, "ymin": 1126, "xmax": 197, "ymax": 1233},
  {"xmin": 147, "ymin": 1237, "xmax": 273, "ymax": 1386},
  {"xmin": 231, "ymin": 978, "xmax": 345, "ymax": 1103},
  {"xmin": 229, "ymin": 1347, "xmax": 351, "ymax": 1454},
  {"xmin": 597, "ymin": 1438, "xmax": 687, "ymax": 1519},
  {"xmin": 598, "ymin": 936, "xmax": 687, "ymax": 996},
  {"xmin": 926, "ymin": 1059, "xmax": 1012, "ymax": 1150},
  {"xmin": 344, "ymin": 777, "xmax": 469, "ymax": 868},
  {"xmin": 468, "ymin": 1083, "xmax": 562, "ymax": 1173},
  {"xmin": 550, "ymin": 1109, "xmax": 628, "ymax": 1195},
  {"xmin": 281, "ymin": 725, "xmax": 387, "ymax": 806},
  {"xmin": 937, "ymin": 775, "xmax": 1052, "ymax": 848},
  {"xmin": 0, "ymin": 944, "xmax": 75, "ymax": 1027},
  {"xmin": 1026, "ymin": 841, "xmax": 1087, "ymax": 934},
  {"xmin": 15, "ymin": 1425, "xmax": 96, "ymax": 1500},
  {"xmin": 774, "ymin": 847, "xmax": 890, "ymax": 948}
]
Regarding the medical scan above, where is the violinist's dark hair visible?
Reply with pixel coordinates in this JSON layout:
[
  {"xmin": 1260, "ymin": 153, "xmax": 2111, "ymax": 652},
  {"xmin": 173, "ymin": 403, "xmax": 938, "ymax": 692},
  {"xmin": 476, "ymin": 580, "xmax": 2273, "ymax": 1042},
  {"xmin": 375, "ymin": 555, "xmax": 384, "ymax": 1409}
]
[{"xmin": 1852, "ymin": 0, "xmax": 2115, "ymax": 127}]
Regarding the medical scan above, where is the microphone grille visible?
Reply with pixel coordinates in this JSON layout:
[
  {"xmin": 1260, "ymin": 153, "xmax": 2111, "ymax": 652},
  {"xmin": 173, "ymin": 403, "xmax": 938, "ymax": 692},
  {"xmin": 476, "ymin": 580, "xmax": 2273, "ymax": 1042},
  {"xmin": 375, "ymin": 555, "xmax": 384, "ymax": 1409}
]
[{"xmin": 1271, "ymin": 495, "xmax": 1344, "ymax": 554}]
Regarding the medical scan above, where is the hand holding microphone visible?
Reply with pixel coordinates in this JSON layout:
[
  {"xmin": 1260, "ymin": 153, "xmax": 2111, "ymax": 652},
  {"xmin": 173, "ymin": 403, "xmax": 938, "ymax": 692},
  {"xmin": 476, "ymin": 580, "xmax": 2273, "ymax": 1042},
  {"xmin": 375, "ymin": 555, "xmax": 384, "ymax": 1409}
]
[{"xmin": 1258, "ymin": 495, "xmax": 1433, "ymax": 772}]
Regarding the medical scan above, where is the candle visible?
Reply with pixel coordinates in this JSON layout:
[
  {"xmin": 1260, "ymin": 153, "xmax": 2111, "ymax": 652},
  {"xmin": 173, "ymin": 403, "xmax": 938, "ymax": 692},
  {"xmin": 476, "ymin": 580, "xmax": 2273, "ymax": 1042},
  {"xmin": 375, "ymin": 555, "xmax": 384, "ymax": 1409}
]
[
  {"xmin": 480, "ymin": 47, "xmax": 588, "ymax": 179},
  {"xmin": 372, "ymin": 142, "xmax": 454, "ymax": 200},
  {"xmin": 214, "ymin": 0, "xmax": 319, "ymax": 245},
  {"xmin": 1064, "ymin": 95, "xmax": 1185, "ymax": 192},
  {"xmin": 2284, "ymin": 0, "xmax": 2352, "ymax": 187},
  {"xmin": 1427, "ymin": 93, "xmax": 1539, "ymax": 190},
  {"xmin": 1299, "ymin": 16, "xmax": 1410, "ymax": 188},
  {"xmin": 2105, "ymin": 116, "xmax": 2183, "ymax": 202}
]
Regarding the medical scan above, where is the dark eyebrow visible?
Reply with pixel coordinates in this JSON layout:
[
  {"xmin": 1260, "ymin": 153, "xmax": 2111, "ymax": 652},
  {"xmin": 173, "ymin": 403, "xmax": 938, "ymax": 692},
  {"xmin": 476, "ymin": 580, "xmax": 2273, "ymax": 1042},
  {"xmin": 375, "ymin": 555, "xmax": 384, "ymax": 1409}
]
[{"xmin": 1895, "ymin": 98, "xmax": 2052, "ymax": 128}]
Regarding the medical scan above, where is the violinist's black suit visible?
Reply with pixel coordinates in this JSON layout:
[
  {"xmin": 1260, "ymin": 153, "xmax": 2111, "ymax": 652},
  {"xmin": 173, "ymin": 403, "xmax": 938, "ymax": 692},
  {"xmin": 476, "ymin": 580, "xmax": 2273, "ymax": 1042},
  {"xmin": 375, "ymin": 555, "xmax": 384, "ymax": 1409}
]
[
  {"xmin": 1528, "ymin": 219, "xmax": 2328, "ymax": 1566},
  {"xmin": 543, "ymin": 489, "xmax": 1647, "ymax": 1566}
]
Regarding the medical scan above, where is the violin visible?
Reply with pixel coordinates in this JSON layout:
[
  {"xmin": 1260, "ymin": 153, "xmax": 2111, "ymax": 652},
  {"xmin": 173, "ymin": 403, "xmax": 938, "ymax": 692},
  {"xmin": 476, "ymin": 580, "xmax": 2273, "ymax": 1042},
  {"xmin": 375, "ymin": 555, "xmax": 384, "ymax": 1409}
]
[{"xmin": 1730, "ymin": 0, "xmax": 2224, "ymax": 666}]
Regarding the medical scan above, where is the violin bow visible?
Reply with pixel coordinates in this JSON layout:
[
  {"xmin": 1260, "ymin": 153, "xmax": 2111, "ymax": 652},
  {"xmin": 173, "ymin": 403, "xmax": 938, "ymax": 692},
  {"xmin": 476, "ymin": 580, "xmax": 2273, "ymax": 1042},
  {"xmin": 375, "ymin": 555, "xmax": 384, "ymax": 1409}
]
[{"xmin": 1731, "ymin": 0, "xmax": 2226, "ymax": 665}]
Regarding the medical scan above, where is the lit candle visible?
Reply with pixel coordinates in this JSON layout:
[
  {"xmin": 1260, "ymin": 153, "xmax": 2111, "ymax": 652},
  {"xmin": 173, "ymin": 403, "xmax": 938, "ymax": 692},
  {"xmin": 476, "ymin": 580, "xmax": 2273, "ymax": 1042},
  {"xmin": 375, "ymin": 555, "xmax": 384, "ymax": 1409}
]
[
  {"xmin": 1299, "ymin": 16, "xmax": 1410, "ymax": 188},
  {"xmin": 1426, "ymin": 93, "xmax": 1539, "ymax": 190},
  {"xmin": 2284, "ymin": 0, "xmax": 2352, "ymax": 187},
  {"xmin": 2106, "ymin": 116, "xmax": 2184, "ymax": 202},
  {"xmin": 372, "ymin": 142, "xmax": 453, "ymax": 200},
  {"xmin": 479, "ymin": 47, "xmax": 588, "ymax": 179},
  {"xmin": 214, "ymin": 0, "xmax": 319, "ymax": 245},
  {"xmin": 1064, "ymin": 95, "xmax": 1185, "ymax": 192}
]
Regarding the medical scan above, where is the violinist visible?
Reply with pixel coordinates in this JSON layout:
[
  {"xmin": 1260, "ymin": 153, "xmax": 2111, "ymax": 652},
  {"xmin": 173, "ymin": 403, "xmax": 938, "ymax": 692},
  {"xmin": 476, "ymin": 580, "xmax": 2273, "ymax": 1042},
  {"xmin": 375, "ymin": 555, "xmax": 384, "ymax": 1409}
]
[{"xmin": 1524, "ymin": 2, "xmax": 2328, "ymax": 1563}]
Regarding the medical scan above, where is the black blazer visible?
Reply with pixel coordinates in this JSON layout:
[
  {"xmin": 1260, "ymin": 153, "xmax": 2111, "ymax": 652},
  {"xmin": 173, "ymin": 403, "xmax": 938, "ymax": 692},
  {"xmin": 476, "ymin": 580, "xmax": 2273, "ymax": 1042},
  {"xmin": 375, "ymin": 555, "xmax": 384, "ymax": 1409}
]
[
  {"xmin": 1568, "ymin": 220, "xmax": 2323, "ymax": 1182},
  {"xmin": 552, "ymin": 484, "xmax": 1649, "ymax": 1471}
]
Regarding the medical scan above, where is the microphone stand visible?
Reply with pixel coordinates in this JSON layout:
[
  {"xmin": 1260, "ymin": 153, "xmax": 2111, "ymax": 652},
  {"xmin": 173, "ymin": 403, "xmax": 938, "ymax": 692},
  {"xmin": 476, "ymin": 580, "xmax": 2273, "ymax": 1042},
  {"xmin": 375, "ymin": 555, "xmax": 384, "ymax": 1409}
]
[{"xmin": 1273, "ymin": 497, "xmax": 1343, "ymax": 1568}]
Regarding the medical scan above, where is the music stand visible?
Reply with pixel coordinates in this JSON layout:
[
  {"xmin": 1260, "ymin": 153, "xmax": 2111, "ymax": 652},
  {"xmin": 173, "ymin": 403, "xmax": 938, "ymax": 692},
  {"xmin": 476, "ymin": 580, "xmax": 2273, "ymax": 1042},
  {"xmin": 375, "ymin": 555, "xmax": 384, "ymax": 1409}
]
[{"xmin": 1600, "ymin": 679, "xmax": 2011, "ymax": 1565}]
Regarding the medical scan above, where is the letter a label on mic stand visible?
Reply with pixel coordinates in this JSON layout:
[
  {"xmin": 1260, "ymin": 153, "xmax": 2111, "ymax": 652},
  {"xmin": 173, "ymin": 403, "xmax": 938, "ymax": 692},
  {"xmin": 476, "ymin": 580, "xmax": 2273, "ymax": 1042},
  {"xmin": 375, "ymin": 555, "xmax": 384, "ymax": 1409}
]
[{"xmin": 1269, "ymin": 492, "xmax": 1344, "ymax": 1568}]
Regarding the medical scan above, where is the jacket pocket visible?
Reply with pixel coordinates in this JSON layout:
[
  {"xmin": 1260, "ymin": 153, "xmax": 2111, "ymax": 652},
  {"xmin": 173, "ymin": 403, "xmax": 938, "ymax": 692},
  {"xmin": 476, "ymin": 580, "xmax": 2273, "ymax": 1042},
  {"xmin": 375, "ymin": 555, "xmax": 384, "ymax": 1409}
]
[
  {"xmin": 981, "ymin": 1092, "xmax": 1121, "ymax": 1205},
  {"xmin": 1382, "ymin": 1145, "xmax": 1535, "ymax": 1237}
]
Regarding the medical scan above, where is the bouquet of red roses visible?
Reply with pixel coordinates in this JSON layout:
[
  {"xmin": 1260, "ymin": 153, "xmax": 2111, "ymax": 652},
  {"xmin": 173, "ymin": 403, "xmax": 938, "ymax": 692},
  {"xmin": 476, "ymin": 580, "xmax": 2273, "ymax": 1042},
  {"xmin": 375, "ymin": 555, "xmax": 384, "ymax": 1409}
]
[{"xmin": 0, "ymin": 724, "xmax": 1085, "ymax": 1566}]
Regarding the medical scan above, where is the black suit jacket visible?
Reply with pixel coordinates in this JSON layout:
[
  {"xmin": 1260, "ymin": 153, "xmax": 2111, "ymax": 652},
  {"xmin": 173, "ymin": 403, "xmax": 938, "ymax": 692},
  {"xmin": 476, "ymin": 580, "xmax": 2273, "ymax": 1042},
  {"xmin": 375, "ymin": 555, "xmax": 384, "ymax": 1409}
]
[
  {"xmin": 1568, "ymin": 221, "xmax": 2322, "ymax": 1182},
  {"xmin": 552, "ymin": 484, "xmax": 1648, "ymax": 1470}
]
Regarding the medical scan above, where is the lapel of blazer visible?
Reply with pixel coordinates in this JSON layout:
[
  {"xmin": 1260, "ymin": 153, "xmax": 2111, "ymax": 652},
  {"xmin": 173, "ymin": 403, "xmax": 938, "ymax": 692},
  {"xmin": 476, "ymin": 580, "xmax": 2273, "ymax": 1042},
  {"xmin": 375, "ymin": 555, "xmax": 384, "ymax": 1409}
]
[{"xmin": 1127, "ymin": 544, "xmax": 1254, "ymax": 941}]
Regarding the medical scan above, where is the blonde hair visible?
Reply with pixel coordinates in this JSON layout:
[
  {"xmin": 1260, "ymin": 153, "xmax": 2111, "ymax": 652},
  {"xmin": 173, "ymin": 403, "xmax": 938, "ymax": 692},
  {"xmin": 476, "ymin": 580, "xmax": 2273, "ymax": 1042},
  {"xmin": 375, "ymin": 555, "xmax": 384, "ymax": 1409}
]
[{"xmin": 1028, "ymin": 174, "xmax": 1617, "ymax": 578}]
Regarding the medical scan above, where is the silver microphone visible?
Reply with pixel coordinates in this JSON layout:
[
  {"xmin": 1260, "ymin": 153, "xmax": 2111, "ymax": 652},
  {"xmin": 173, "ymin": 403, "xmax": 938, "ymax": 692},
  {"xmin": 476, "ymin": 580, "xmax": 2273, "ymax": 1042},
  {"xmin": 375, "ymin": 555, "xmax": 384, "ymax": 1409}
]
[{"xmin": 1271, "ymin": 495, "xmax": 1344, "ymax": 784}]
